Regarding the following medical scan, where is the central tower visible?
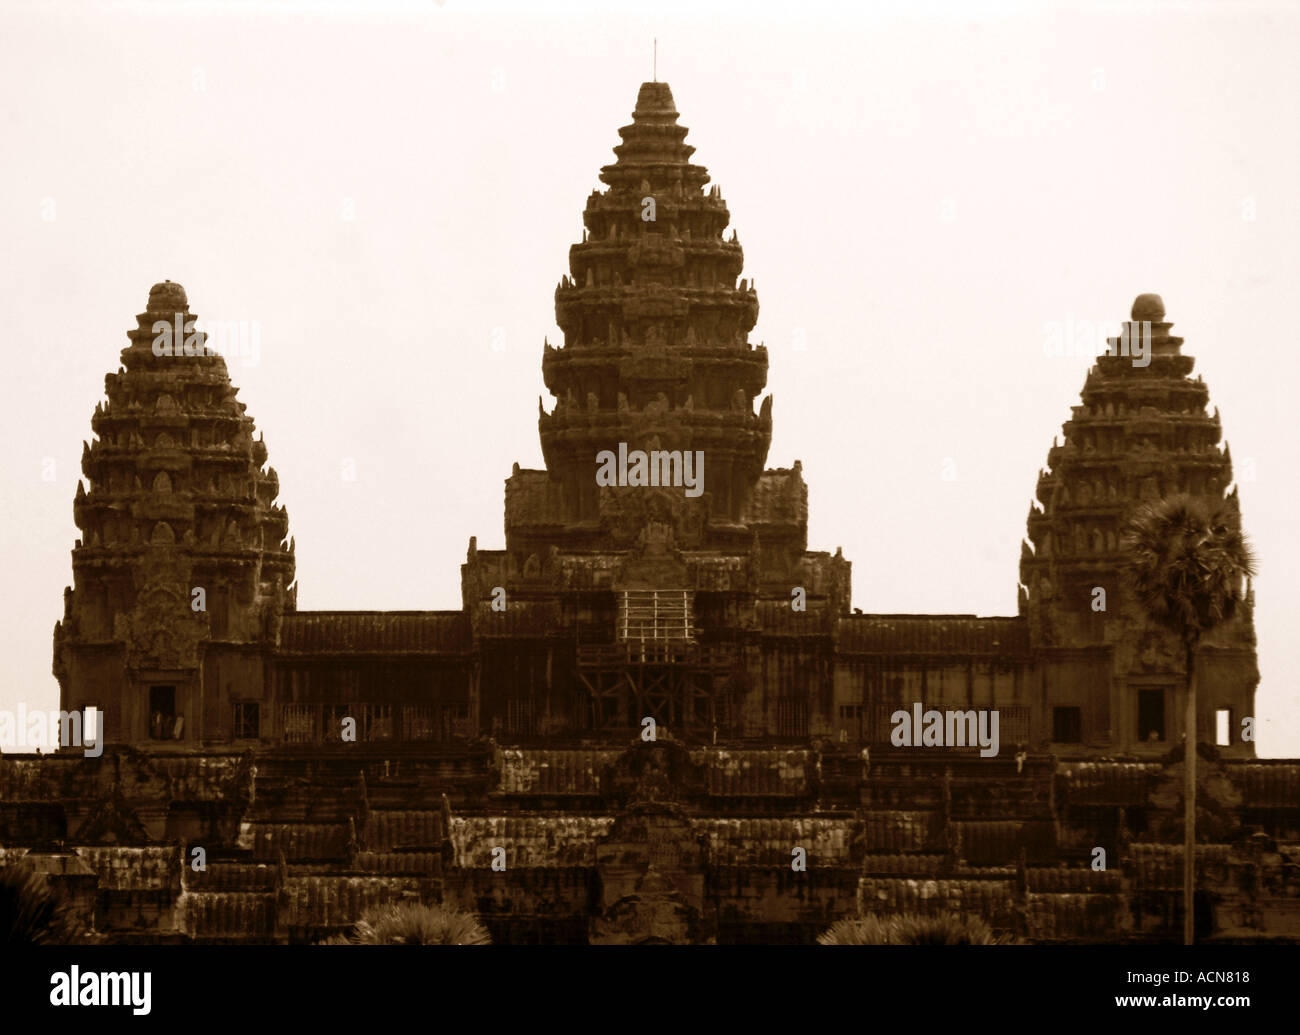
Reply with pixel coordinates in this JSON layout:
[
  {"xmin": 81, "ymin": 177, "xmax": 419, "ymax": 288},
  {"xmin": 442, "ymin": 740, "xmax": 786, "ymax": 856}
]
[
  {"xmin": 464, "ymin": 82, "xmax": 850, "ymax": 740},
  {"xmin": 538, "ymin": 81, "xmax": 772, "ymax": 533}
]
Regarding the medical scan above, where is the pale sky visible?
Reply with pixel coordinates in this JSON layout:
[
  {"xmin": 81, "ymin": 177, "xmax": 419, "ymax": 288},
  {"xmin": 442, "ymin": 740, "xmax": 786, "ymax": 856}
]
[{"xmin": 1, "ymin": 0, "xmax": 1296, "ymax": 754}]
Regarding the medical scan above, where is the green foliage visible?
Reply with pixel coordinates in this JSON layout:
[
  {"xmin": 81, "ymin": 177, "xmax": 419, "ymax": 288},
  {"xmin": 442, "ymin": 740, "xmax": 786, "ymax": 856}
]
[
  {"xmin": 817, "ymin": 912, "xmax": 1014, "ymax": 945},
  {"xmin": 322, "ymin": 900, "xmax": 491, "ymax": 945},
  {"xmin": 1122, "ymin": 495, "xmax": 1256, "ymax": 646},
  {"xmin": 0, "ymin": 865, "xmax": 94, "ymax": 946}
]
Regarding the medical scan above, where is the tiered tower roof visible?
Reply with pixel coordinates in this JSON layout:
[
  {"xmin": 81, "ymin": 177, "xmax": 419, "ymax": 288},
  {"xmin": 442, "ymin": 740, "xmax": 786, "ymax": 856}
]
[
  {"xmin": 1020, "ymin": 294, "xmax": 1250, "ymax": 656},
  {"xmin": 55, "ymin": 282, "xmax": 294, "ymax": 680},
  {"xmin": 534, "ymin": 82, "xmax": 772, "ymax": 541}
]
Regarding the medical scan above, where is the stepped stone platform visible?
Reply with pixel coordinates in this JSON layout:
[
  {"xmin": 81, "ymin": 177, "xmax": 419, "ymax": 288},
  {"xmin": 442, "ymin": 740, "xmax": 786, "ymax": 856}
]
[{"xmin": 2, "ymin": 743, "xmax": 1298, "ymax": 944}]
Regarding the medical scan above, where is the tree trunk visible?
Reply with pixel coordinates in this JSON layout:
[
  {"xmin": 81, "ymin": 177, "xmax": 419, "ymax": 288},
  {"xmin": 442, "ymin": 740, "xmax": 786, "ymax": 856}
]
[{"xmin": 1184, "ymin": 641, "xmax": 1197, "ymax": 946}]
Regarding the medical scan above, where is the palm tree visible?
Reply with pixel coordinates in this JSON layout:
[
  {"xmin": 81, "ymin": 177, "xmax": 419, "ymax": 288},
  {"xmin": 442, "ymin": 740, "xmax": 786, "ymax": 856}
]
[
  {"xmin": 817, "ymin": 912, "xmax": 1012, "ymax": 945},
  {"xmin": 817, "ymin": 914, "xmax": 897, "ymax": 945},
  {"xmin": 0, "ymin": 865, "xmax": 92, "ymax": 945},
  {"xmin": 1123, "ymin": 495, "xmax": 1256, "ymax": 945},
  {"xmin": 321, "ymin": 900, "xmax": 492, "ymax": 945}
]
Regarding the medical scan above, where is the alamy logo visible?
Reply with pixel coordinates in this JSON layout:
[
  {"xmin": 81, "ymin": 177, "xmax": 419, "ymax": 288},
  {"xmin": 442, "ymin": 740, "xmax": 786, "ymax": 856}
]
[
  {"xmin": 151, "ymin": 315, "xmax": 261, "ymax": 367},
  {"xmin": 595, "ymin": 443, "xmax": 704, "ymax": 498},
  {"xmin": 0, "ymin": 705, "xmax": 101, "ymax": 757},
  {"xmin": 50, "ymin": 967, "xmax": 151, "ymax": 1015},
  {"xmin": 890, "ymin": 703, "xmax": 1000, "ymax": 757},
  {"xmin": 1043, "ymin": 318, "xmax": 1151, "ymax": 367}
]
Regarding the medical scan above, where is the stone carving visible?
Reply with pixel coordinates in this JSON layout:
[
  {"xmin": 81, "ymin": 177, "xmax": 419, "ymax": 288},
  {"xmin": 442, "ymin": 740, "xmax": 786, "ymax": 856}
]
[
  {"xmin": 1148, "ymin": 746, "xmax": 1244, "ymax": 843},
  {"xmin": 643, "ymin": 392, "xmax": 670, "ymax": 419},
  {"xmin": 1133, "ymin": 630, "xmax": 1179, "ymax": 673},
  {"xmin": 589, "ymin": 866, "xmax": 696, "ymax": 945},
  {"xmin": 72, "ymin": 795, "xmax": 151, "ymax": 844},
  {"xmin": 111, "ymin": 546, "xmax": 208, "ymax": 671},
  {"xmin": 600, "ymin": 485, "xmax": 705, "ymax": 552},
  {"xmin": 603, "ymin": 741, "xmax": 705, "ymax": 806}
]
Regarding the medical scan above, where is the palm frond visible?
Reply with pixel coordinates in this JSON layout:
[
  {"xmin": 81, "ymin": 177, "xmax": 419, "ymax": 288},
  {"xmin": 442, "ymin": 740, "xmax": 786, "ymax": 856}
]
[
  {"xmin": 1122, "ymin": 495, "xmax": 1256, "ymax": 642},
  {"xmin": 816, "ymin": 915, "xmax": 894, "ymax": 945},
  {"xmin": 817, "ymin": 912, "xmax": 1011, "ymax": 945},
  {"xmin": 890, "ymin": 913, "xmax": 1000, "ymax": 945},
  {"xmin": 0, "ymin": 865, "xmax": 93, "ymax": 945},
  {"xmin": 323, "ymin": 900, "xmax": 491, "ymax": 945}
]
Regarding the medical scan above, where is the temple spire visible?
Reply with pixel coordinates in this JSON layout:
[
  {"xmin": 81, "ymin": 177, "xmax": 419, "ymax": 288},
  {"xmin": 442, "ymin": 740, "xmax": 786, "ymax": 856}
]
[
  {"xmin": 55, "ymin": 281, "xmax": 295, "ymax": 737},
  {"xmin": 1023, "ymin": 293, "xmax": 1233, "ymax": 646},
  {"xmin": 535, "ymin": 82, "xmax": 769, "ymax": 528}
]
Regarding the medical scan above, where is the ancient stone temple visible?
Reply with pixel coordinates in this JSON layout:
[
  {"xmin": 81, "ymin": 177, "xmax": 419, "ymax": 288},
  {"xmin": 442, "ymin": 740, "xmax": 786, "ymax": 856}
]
[{"xmin": 3, "ymin": 81, "xmax": 1297, "ymax": 945}]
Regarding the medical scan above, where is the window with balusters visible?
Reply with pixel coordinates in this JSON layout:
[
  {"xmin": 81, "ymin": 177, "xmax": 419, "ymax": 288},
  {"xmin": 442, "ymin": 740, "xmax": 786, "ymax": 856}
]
[{"xmin": 618, "ymin": 590, "xmax": 693, "ymax": 643}]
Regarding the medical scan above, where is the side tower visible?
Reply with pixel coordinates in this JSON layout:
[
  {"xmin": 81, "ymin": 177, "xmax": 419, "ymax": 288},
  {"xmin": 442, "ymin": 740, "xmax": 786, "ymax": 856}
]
[
  {"xmin": 53, "ymin": 281, "xmax": 295, "ymax": 746},
  {"xmin": 1019, "ymin": 294, "xmax": 1257, "ymax": 755}
]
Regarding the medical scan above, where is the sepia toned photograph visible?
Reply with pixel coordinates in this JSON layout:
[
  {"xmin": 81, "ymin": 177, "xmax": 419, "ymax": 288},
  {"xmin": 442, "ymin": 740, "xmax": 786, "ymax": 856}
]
[{"xmin": 1, "ymin": 0, "xmax": 1296, "ymax": 1019}]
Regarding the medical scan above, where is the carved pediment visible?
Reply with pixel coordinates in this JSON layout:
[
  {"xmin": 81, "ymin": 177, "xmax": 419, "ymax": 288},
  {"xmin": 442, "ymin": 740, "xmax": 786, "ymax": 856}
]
[
  {"xmin": 602, "ymin": 486, "xmax": 707, "ymax": 558},
  {"xmin": 602, "ymin": 742, "xmax": 706, "ymax": 808},
  {"xmin": 590, "ymin": 869, "xmax": 696, "ymax": 945},
  {"xmin": 113, "ymin": 545, "xmax": 208, "ymax": 670},
  {"xmin": 73, "ymin": 796, "xmax": 150, "ymax": 845},
  {"xmin": 1132, "ymin": 629, "xmax": 1181, "ymax": 674}
]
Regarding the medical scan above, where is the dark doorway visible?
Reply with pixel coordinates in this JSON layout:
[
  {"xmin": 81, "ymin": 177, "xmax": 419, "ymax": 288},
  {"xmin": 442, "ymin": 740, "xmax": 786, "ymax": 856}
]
[
  {"xmin": 1194, "ymin": 891, "xmax": 1214, "ymax": 939},
  {"xmin": 233, "ymin": 701, "xmax": 260, "ymax": 740},
  {"xmin": 1137, "ymin": 689, "xmax": 1164, "ymax": 742},
  {"xmin": 149, "ymin": 685, "xmax": 176, "ymax": 740},
  {"xmin": 1052, "ymin": 706, "xmax": 1082, "ymax": 744}
]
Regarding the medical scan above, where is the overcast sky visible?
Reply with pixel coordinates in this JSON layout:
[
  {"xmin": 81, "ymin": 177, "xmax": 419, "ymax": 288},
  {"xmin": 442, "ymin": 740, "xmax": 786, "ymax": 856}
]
[{"xmin": 1, "ymin": 0, "xmax": 1296, "ymax": 754}]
